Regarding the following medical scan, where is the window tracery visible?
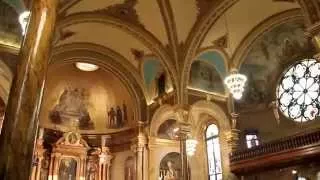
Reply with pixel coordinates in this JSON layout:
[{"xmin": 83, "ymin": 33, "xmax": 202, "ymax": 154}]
[{"xmin": 205, "ymin": 124, "xmax": 222, "ymax": 180}]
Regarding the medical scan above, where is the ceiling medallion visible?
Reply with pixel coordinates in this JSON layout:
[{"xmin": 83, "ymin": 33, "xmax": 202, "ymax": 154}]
[
  {"xmin": 75, "ymin": 62, "xmax": 99, "ymax": 72},
  {"xmin": 277, "ymin": 59, "xmax": 320, "ymax": 122}
]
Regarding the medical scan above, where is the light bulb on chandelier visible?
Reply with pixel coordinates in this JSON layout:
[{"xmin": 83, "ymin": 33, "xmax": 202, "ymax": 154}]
[
  {"xmin": 19, "ymin": 11, "xmax": 30, "ymax": 35},
  {"xmin": 224, "ymin": 69, "xmax": 247, "ymax": 100},
  {"xmin": 186, "ymin": 138, "xmax": 198, "ymax": 156}
]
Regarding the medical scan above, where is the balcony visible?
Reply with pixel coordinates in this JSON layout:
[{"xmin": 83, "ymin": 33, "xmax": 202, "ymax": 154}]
[{"xmin": 230, "ymin": 129, "xmax": 320, "ymax": 174}]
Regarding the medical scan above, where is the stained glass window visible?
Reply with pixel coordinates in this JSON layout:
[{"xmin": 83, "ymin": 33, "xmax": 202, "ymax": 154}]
[
  {"xmin": 206, "ymin": 124, "xmax": 222, "ymax": 180},
  {"xmin": 277, "ymin": 59, "xmax": 320, "ymax": 122}
]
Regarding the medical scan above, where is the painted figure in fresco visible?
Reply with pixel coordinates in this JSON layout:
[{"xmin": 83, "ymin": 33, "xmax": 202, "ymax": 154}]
[
  {"xmin": 58, "ymin": 159, "xmax": 77, "ymax": 180},
  {"xmin": 163, "ymin": 161, "xmax": 178, "ymax": 180},
  {"xmin": 108, "ymin": 107, "xmax": 116, "ymax": 128},
  {"xmin": 123, "ymin": 102, "xmax": 128, "ymax": 124},
  {"xmin": 116, "ymin": 106, "xmax": 123, "ymax": 128}
]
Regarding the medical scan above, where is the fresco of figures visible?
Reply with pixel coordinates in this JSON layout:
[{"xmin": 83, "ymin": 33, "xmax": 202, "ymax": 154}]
[
  {"xmin": 239, "ymin": 20, "xmax": 315, "ymax": 107},
  {"xmin": 49, "ymin": 87, "xmax": 94, "ymax": 130},
  {"xmin": 106, "ymin": 102, "xmax": 128, "ymax": 129}
]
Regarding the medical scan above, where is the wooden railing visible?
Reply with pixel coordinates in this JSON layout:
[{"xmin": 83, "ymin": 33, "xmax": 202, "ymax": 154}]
[{"xmin": 230, "ymin": 129, "xmax": 320, "ymax": 174}]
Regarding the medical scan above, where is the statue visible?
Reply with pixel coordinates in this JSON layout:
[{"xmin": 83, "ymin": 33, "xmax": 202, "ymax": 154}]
[{"xmin": 123, "ymin": 102, "xmax": 128, "ymax": 124}]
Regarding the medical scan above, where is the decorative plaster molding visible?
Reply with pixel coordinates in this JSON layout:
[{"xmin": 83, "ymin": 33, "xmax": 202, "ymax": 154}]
[{"xmin": 91, "ymin": 0, "xmax": 144, "ymax": 28}]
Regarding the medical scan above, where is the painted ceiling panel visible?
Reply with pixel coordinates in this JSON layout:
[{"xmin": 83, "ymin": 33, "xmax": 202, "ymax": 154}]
[
  {"xmin": 67, "ymin": 0, "xmax": 125, "ymax": 15},
  {"xmin": 57, "ymin": 22, "xmax": 151, "ymax": 68},
  {"xmin": 201, "ymin": 0, "xmax": 300, "ymax": 55},
  {"xmin": 169, "ymin": 0, "xmax": 198, "ymax": 43},
  {"xmin": 135, "ymin": 1, "xmax": 168, "ymax": 44}
]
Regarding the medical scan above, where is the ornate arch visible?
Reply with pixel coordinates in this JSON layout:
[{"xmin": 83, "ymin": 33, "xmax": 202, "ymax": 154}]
[
  {"xmin": 149, "ymin": 104, "xmax": 184, "ymax": 137},
  {"xmin": 57, "ymin": 12, "xmax": 179, "ymax": 99},
  {"xmin": 189, "ymin": 100, "xmax": 230, "ymax": 137},
  {"xmin": 232, "ymin": 8, "xmax": 303, "ymax": 69},
  {"xmin": 50, "ymin": 43, "xmax": 147, "ymax": 122},
  {"xmin": 180, "ymin": 0, "xmax": 239, "ymax": 104}
]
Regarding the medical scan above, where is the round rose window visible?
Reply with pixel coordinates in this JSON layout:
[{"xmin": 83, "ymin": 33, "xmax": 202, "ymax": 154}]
[{"xmin": 276, "ymin": 59, "xmax": 320, "ymax": 122}]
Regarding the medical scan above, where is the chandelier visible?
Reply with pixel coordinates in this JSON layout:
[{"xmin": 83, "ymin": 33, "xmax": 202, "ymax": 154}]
[
  {"xmin": 19, "ymin": 11, "xmax": 30, "ymax": 35},
  {"xmin": 276, "ymin": 59, "xmax": 320, "ymax": 122},
  {"xmin": 186, "ymin": 138, "xmax": 198, "ymax": 156},
  {"xmin": 224, "ymin": 70, "xmax": 247, "ymax": 100}
]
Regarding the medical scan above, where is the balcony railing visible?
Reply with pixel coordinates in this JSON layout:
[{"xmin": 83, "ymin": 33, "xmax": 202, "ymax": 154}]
[{"xmin": 230, "ymin": 129, "xmax": 320, "ymax": 174}]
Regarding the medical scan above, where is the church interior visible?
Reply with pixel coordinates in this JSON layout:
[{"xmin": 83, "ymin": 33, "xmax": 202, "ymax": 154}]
[{"xmin": 0, "ymin": 0, "xmax": 320, "ymax": 180}]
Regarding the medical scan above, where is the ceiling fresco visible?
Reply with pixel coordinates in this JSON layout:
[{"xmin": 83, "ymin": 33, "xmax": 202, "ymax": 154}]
[
  {"xmin": 239, "ymin": 20, "xmax": 316, "ymax": 109},
  {"xmin": 40, "ymin": 64, "xmax": 136, "ymax": 133},
  {"xmin": 188, "ymin": 51, "xmax": 226, "ymax": 95}
]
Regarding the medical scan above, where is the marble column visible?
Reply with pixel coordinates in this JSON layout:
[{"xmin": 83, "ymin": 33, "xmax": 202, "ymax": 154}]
[{"xmin": 0, "ymin": 0, "xmax": 58, "ymax": 179}]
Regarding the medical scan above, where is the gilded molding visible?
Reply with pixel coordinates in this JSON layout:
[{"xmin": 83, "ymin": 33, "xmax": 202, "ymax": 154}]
[
  {"xmin": 181, "ymin": 0, "xmax": 239, "ymax": 104},
  {"xmin": 157, "ymin": 0, "xmax": 180, "ymax": 70},
  {"xmin": 51, "ymin": 43, "xmax": 147, "ymax": 122},
  {"xmin": 56, "ymin": 12, "xmax": 179, "ymax": 101}
]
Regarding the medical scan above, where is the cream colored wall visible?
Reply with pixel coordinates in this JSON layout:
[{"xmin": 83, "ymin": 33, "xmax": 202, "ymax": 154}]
[{"xmin": 110, "ymin": 150, "xmax": 134, "ymax": 180}]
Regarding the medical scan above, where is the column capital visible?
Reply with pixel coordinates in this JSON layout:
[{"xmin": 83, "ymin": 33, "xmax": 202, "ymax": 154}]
[{"xmin": 225, "ymin": 129, "xmax": 241, "ymax": 152}]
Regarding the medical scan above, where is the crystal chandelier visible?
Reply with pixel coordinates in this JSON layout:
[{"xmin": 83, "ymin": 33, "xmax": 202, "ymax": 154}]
[
  {"xmin": 186, "ymin": 138, "xmax": 198, "ymax": 156},
  {"xmin": 19, "ymin": 11, "xmax": 30, "ymax": 35},
  {"xmin": 224, "ymin": 70, "xmax": 247, "ymax": 100}
]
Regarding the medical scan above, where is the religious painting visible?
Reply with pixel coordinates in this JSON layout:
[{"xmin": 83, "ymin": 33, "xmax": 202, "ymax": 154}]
[
  {"xmin": 106, "ymin": 102, "xmax": 128, "ymax": 129},
  {"xmin": 159, "ymin": 152, "xmax": 181, "ymax": 180},
  {"xmin": 239, "ymin": 20, "xmax": 315, "ymax": 107},
  {"xmin": 58, "ymin": 158, "xmax": 77, "ymax": 180},
  {"xmin": 125, "ymin": 156, "xmax": 136, "ymax": 180},
  {"xmin": 49, "ymin": 87, "xmax": 94, "ymax": 130},
  {"xmin": 157, "ymin": 120, "xmax": 179, "ymax": 140},
  {"xmin": 189, "ymin": 60, "xmax": 225, "ymax": 94},
  {"xmin": 40, "ymin": 64, "xmax": 135, "ymax": 133}
]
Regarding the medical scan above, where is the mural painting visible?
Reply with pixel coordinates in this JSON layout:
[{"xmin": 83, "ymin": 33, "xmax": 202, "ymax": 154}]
[
  {"xmin": 41, "ymin": 64, "xmax": 135, "ymax": 133},
  {"xmin": 157, "ymin": 120, "xmax": 179, "ymax": 140},
  {"xmin": 106, "ymin": 102, "xmax": 128, "ymax": 129},
  {"xmin": 58, "ymin": 158, "xmax": 77, "ymax": 180},
  {"xmin": 159, "ymin": 152, "xmax": 181, "ymax": 180},
  {"xmin": 239, "ymin": 20, "xmax": 315, "ymax": 107},
  {"xmin": 49, "ymin": 87, "xmax": 94, "ymax": 130},
  {"xmin": 125, "ymin": 156, "xmax": 136, "ymax": 180},
  {"xmin": 189, "ymin": 60, "xmax": 225, "ymax": 94}
]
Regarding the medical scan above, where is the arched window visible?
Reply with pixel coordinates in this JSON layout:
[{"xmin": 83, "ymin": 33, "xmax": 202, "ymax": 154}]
[{"xmin": 206, "ymin": 124, "xmax": 222, "ymax": 180}]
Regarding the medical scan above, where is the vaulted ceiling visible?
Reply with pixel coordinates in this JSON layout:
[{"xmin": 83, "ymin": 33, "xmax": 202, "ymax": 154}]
[{"xmin": 0, "ymin": 0, "xmax": 306, "ymax": 105}]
